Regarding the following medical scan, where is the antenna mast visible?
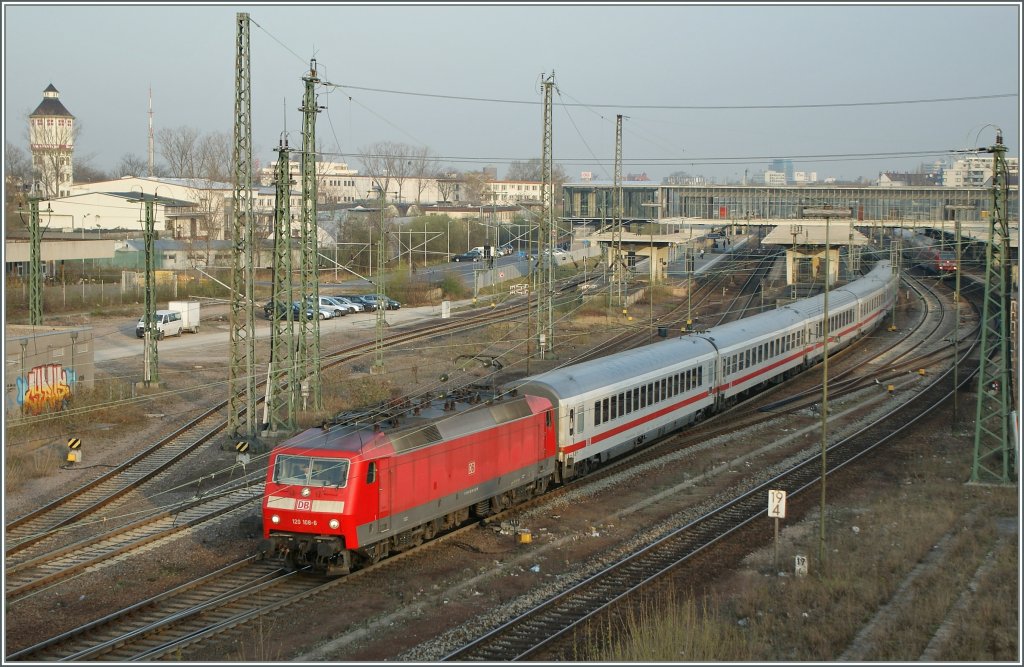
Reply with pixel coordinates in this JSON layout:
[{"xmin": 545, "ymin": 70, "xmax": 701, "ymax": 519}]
[{"xmin": 148, "ymin": 86, "xmax": 154, "ymax": 177}]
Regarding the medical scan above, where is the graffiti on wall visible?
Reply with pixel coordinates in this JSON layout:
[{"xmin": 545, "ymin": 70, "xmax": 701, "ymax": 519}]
[{"xmin": 15, "ymin": 363, "xmax": 77, "ymax": 415}]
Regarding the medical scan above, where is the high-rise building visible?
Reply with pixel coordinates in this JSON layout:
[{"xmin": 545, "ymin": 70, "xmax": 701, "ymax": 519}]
[
  {"xmin": 29, "ymin": 84, "xmax": 75, "ymax": 198},
  {"xmin": 770, "ymin": 159, "xmax": 794, "ymax": 184}
]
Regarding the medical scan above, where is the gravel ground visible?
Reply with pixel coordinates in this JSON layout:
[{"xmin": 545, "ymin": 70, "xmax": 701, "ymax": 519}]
[{"xmin": 11, "ymin": 281, "xmax": 996, "ymax": 662}]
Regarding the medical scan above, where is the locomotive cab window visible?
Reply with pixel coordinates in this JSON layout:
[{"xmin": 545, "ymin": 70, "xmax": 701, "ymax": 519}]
[
  {"xmin": 365, "ymin": 461, "xmax": 377, "ymax": 484},
  {"xmin": 273, "ymin": 455, "xmax": 349, "ymax": 488}
]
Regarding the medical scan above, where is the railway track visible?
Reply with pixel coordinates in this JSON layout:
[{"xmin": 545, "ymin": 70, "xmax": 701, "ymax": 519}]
[
  {"xmin": 1, "ymin": 303, "xmax": 522, "ymax": 549},
  {"xmin": 441, "ymin": 329, "xmax": 980, "ymax": 660},
  {"xmin": 6, "ymin": 265, "xmax": 969, "ymax": 661},
  {"xmin": 2, "ymin": 285, "xmax": 589, "ymax": 599}
]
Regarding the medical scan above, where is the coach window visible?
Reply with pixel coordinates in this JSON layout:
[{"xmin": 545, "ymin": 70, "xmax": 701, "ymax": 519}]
[
  {"xmin": 697, "ymin": 367, "xmax": 703, "ymax": 385},
  {"xmin": 673, "ymin": 374, "xmax": 680, "ymax": 395},
  {"xmin": 594, "ymin": 401, "xmax": 601, "ymax": 426},
  {"xmin": 576, "ymin": 407, "xmax": 583, "ymax": 434},
  {"xmin": 601, "ymin": 398, "xmax": 609, "ymax": 423},
  {"xmin": 632, "ymin": 388, "xmax": 639, "ymax": 411},
  {"xmin": 569, "ymin": 408, "xmax": 575, "ymax": 436},
  {"xmin": 640, "ymin": 385, "xmax": 647, "ymax": 408},
  {"xmin": 611, "ymin": 395, "xmax": 618, "ymax": 420}
]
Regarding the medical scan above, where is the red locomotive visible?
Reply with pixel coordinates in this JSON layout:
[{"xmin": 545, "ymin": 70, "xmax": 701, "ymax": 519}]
[
  {"xmin": 901, "ymin": 231, "xmax": 957, "ymax": 277},
  {"xmin": 262, "ymin": 394, "xmax": 556, "ymax": 575}
]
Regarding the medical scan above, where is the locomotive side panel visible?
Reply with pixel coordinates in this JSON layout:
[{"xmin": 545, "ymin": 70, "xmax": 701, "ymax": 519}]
[{"xmin": 353, "ymin": 399, "xmax": 556, "ymax": 546}]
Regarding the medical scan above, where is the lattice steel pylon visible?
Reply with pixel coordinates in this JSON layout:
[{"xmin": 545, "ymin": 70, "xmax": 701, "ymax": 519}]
[
  {"xmin": 971, "ymin": 130, "xmax": 1016, "ymax": 485},
  {"xmin": 537, "ymin": 71, "xmax": 555, "ymax": 359},
  {"xmin": 228, "ymin": 11, "xmax": 258, "ymax": 438},
  {"xmin": 26, "ymin": 197, "xmax": 42, "ymax": 326},
  {"xmin": 142, "ymin": 199, "xmax": 158, "ymax": 385},
  {"xmin": 297, "ymin": 59, "xmax": 322, "ymax": 410},
  {"xmin": 264, "ymin": 139, "xmax": 296, "ymax": 434},
  {"xmin": 372, "ymin": 186, "xmax": 388, "ymax": 374}
]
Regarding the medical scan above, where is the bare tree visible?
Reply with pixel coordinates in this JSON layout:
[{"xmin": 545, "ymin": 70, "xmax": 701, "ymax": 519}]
[
  {"xmin": 507, "ymin": 158, "xmax": 568, "ymax": 184},
  {"xmin": 195, "ymin": 131, "xmax": 232, "ymax": 183},
  {"xmin": 460, "ymin": 170, "xmax": 490, "ymax": 205},
  {"xmin": 73, "ymin": 160, "xmax": 108, "ymax": 184},
  {"xmin": 5, "ymin": 142, "xmax": 32, "ymax": 213},
  {"xmin": 407, "ymin": 145, "xmax": 434, "ymax": 204},
  {"xmin": 359, "ymin": 140, "xmax": 429, "ymax": 204},
  {"xmin": 359, "ymin": 140, "xmax": 396, "ymax": 196},
  {"xmin": 116, "ymin": 153, "xmax": 150, "ymax": 178},
  {"xmin": 157, "ymin": 126, "xmax": 201, "ymax": 177},
  {"xmin": 435, "ymin": 168, "xmax": 458, "ymax": 204}
]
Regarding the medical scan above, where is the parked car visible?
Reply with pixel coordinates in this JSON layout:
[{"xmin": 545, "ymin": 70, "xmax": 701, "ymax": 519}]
[
  {"xmin": 452, "ymin": 250, "xmax": 482, "ymax": 262},
  {"xmin": 293, "ymin": 301, "xmax": 333, "ymax": 320},
  {"xmin": 136, "ymin": 310, "xmax": 184, "ymax": 339},
  {"xmin": 307, "ymin": 295, "xmax": 349, "ymax": 317},
  {"xmin": 327, "ymin": 296, "xmax": 363, "ymax": 313},
  {"xmin": 340, "ymin": 295, "xmax": 376, "ymax": 312},
  {"xmin": 366, "ymin": 294, "xmax": 401, "ymax": 310},
  {"xmin": 263, "ymin": 300, "xmax": 293, "ymax": 320}
]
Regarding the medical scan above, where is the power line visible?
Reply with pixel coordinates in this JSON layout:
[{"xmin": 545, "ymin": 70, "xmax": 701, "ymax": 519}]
[
  {"xmin": 316, "ymin": 85, "xmax": 1016, "ymax": 110},
  {"xmin": 318, "ymin": 147, "xmax": 982, "ymax": 167}
]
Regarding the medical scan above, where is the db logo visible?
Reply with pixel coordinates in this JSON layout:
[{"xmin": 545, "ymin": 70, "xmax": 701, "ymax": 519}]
[{"xmin": 296, "ymin": 499, "xmax": 312, "ymax": 511}]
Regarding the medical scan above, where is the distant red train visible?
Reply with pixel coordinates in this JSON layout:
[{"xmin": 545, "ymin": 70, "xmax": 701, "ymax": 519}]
[
  {"xmin": 900, "ymin": 230, "xmax": 957, "ymax": 277},
  {"xmin": 262, "ymin": 395, "xmax": 556, "ymax": 575}
]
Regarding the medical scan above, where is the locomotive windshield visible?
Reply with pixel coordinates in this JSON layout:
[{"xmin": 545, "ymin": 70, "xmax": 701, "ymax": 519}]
[{"xmin": 273, "ymin": 455, "xmax": 349, "ymax": 487}]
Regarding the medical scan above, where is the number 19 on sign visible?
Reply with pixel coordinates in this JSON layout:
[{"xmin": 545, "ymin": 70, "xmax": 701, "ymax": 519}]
[{"xmin": 768, "ymin": 489, "xmax": 787, "ymax": 518}]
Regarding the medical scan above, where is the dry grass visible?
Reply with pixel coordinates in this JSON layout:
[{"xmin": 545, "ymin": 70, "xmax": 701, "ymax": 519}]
[
  {"xmin": 585, "ymin": 429, "xmax": 1018, "ymax": 662},
  {"xmin": 576, "ymin": 587, "xmax": 755, "ymax": 661},
  {"xmin": 5, "ymin": 441, "xmax": 67, "ymax": 492}
]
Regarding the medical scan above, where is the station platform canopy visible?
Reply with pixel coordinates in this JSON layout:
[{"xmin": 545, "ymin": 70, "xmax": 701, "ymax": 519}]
[{"xmin": 762, "ymin": 222, "xmax": 871, "ymax": 247}]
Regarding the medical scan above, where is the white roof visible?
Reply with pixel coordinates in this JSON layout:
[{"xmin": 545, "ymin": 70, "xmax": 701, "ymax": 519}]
[{"xmin": 763, "ymin": 222, "xmax": 871, "ymax": 246}]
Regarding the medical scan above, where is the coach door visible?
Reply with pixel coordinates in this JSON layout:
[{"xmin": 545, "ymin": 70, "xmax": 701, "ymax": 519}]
[{"xmin": 569, "ymin": 403, "xmax": 584, "ymax": 440}]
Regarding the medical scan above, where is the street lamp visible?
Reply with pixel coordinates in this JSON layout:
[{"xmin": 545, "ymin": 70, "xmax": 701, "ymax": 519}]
[{"xmin": 802, "ymin": 206, "xmax": 852, "ymax": 571}]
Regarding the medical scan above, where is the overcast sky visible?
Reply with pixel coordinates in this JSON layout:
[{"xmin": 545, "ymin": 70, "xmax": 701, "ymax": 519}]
[{"xmin": 3, "ymin": 2, "xmax": 1020, "ymax": 184}]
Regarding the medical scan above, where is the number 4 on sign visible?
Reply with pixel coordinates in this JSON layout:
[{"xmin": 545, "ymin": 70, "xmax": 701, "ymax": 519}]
[
  {"xmin": 768, "ymin": 489, "xmax": 787, "ymax": 570},
  {"xmin": 768, "ymin": 489, "xmax": 787, "ymax": 518}
]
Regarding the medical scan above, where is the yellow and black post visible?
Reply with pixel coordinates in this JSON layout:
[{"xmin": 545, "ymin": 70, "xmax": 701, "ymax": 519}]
[
  {"xmin": 235, "ymin": 441, "xmax": 251, "ymax": 466},
  {"xmin": 67, "ymin": 437, "xmax": 82, "ymax": 463}
]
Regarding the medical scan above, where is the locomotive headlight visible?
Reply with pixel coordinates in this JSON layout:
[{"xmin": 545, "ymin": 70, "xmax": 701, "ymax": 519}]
[
  {"xmin": 271, "ymin": 514, "xmax": 281, "ymax": 524},
  {"xmin": 301, "ymin": 487, "xmax": 311, "ymax": 497},
  {"xmin": 329, "ymin": 519, "xmax": 340, "ymax": 529}
]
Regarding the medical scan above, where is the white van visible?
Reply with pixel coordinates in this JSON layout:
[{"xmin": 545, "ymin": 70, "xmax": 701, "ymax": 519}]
[{"xmin": 136, "ymin": 310, "xmax": 184, "ymax": 340}]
